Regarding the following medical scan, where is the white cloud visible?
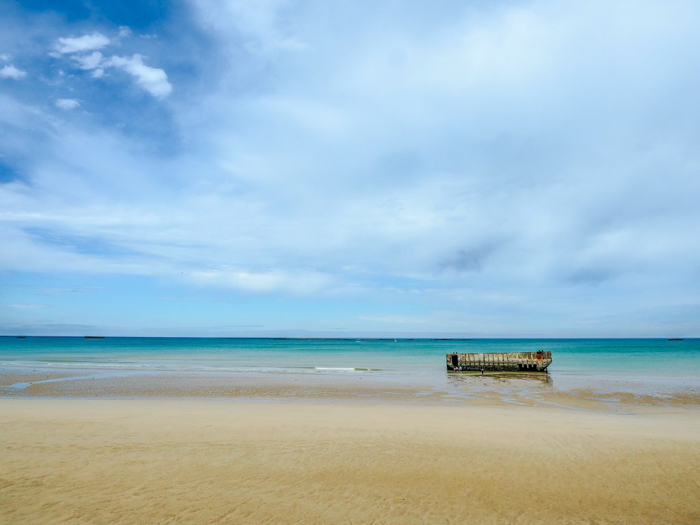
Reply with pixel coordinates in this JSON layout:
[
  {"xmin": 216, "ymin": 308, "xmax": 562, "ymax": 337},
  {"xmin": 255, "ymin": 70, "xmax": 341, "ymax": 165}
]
[
  {"xmin": 0, "ymin": 54, "xmax": 9, "ymax": 61},
  {"xmin": 0, "ymin": 64, "xmax": 26, "ymax": 79},
  {"xmin": 1, "ymin": 0, "xmax": 700, "ymax": 335},
  {"xmin": 194, "ymin": 0, "xmax": 307, "ymax": 54},
  {"xmin": 50, "ymin": 40, "xmax": 172, "ymax": 98},
  {"xmin": 189, "ymin": 268, "xmax": 333, "ymax": 294},
  {"xmin": 1, "ymin": 303, "xmax": 48, "ymax": 310},
  {"xmin": 118, "ymin": 26, "xmax": 132, "ymax": 38},
  {"xmin": 104, "ymin": 54, "xmax": 172, "ymax": 98},
  {"xmin": 73, "ymin": 51, "xmax": 103, "ymax": 70},
  {"xmin": 55, "ymin": 98, "xmax": 80, "ymax": 110},
  {"xmin": 54, "ymin": 32, "xmax": 110, "ymax": 54}
]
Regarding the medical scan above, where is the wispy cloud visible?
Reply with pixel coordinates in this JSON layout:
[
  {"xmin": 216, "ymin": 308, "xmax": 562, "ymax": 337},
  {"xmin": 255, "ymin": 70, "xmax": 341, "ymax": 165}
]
[
  {"xmin": 55, "ymin": 98, "xmax": 80, "ymax": 110},
  {"xmin": 73, "ymin": 51, "xmax": 103, "ymax": 70},
  {"xmin": 194, "ymin": 0, "xmax": 308, "ymax": 54},
  {"xmin": 1, "ymin": 303, "xmax": 49, "ymax": 310},
  {"xmin": 103, "ymin": 54, "xmax": 172, "ymax": 98},
  {"xmin": 54, "ymin": 32, "xmax": 110, "ymax": 54},
  {"xmin": 189, "ymin": 268, "xmax": 333, "ymax": 294},
  {"xmin": 50, "ymin": 32, "xmax": 172, "ymax": 98},
  {"xmin": 0, "ymin": 64, "xmax": 26, "ymax": 79},
  {"xmin": 0, "ymin": 0, "xmax": 698, "ymax": 335}
]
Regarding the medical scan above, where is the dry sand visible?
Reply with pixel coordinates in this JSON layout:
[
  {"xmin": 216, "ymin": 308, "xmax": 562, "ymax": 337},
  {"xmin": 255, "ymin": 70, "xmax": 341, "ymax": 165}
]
[{"xmin": 1, "ymin": 399, "xmax": 699, "ymax": 524}]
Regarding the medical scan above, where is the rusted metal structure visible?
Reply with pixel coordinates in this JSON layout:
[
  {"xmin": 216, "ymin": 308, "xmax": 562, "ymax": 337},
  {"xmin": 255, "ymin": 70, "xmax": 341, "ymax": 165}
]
[{"xmin": 446, "ymin": 351, "xmax": 552, "ymax": 372}]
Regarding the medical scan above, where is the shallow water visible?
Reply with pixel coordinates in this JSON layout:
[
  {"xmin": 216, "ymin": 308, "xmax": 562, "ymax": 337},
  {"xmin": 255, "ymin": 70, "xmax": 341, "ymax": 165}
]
[{"xmin": 1, "ymin": 337, "xmax": 698, "ymax": 400}]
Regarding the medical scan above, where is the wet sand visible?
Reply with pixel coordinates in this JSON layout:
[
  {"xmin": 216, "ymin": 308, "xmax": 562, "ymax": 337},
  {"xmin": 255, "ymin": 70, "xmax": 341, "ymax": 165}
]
[
  {"xmin": 2, "ymin": 366, "xmax": 699, "ymax": 412},
  {"xmin": 1, "ymin": 398, "xmax": 699, "ymax": 524}
]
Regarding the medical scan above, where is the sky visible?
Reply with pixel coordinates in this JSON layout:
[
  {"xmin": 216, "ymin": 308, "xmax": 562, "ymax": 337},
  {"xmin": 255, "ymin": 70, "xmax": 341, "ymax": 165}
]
[{"xmin": 0, "ymin": 0, "xmax": 699, "ymax": 337}]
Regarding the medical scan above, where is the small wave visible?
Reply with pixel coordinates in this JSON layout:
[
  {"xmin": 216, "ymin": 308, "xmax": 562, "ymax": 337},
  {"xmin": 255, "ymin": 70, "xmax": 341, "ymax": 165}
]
[
  {"xmin": 293, "ymin": 366, "xmax": 372, "ymax": 371},
  {"xmin": 1, "ymin": 371, "xmax": 144, "ymax": 390},
  {"xmin": 0, "ymin": 361, "xmax": 387, "ymax": 375}
]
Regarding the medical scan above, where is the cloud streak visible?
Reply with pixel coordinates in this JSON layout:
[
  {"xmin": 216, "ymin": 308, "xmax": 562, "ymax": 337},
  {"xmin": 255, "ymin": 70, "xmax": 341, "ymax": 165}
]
[
  {"xmin": 50, "ymin": 32, "xmax": 172, "ymax": 98},
  {"xmin": 54, "ymin": 32, "xmax": 110, "ymax": 54},
  {"xmin": 104, "ymin": 54, "xmax": 172, "ymax": 98}
]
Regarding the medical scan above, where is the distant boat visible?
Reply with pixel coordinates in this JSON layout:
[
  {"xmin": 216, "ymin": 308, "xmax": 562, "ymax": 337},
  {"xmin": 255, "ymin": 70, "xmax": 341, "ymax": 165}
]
[
  {"xmin": 84, "ymin": 336, "xmax": 106, "ymax": 339},
  {"xmin": 667, "ymin": 338, "xmax": 684, "ymax": 341},
  {"xmin": 16, "ymin": 336, "xmax": 26, "ymax": 339}
]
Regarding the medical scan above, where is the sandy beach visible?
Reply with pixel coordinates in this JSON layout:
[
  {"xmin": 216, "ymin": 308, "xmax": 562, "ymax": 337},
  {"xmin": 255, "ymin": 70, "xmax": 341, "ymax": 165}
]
[{"xmin": 1, "ymin": 398, "xmax": 699, "ymax": 524}]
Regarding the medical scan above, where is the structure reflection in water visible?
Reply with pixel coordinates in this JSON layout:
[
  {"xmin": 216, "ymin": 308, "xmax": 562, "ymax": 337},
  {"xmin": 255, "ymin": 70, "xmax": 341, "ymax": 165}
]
[{"xmin": 445, "ymin": 371, "xmax": 554, "ymax": 401}]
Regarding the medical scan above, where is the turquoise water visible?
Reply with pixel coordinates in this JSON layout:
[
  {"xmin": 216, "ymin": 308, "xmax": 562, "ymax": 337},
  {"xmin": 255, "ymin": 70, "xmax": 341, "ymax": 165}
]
[{"xmin": 1, "ymin": 337, "xmax": 699, "ymax": 384}]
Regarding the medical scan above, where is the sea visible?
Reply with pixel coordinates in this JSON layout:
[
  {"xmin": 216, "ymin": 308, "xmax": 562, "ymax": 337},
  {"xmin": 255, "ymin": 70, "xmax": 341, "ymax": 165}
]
[{"xmin": 1, "ymin": 337, "xmax": 699, "ymax": 399}]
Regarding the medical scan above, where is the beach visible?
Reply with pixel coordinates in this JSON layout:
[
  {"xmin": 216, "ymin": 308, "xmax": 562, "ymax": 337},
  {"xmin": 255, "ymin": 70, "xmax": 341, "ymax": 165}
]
[
  {"xmin": 4, "ymin": 0, "xmax": 700, "ymax": 522},
  {"xmin": 1, "ymin": 338, "xmax": 699, "ymax": 523},
  {"xmin": 1, "ymin": 398, "xmax": 699, "ymax": 524}
]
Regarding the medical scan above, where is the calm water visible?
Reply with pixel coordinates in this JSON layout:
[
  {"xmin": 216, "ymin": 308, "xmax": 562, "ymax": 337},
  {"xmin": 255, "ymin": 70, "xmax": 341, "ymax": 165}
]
[{"xmin": 1, "ymin": 337, "xmax": 699, "ymax": 387}]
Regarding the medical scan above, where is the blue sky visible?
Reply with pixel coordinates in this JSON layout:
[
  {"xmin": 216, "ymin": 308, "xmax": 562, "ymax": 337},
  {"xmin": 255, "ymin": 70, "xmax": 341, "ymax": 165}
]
[{"xmin": 1, "ymin": 0, "xmax": 699, "ymax": 337}]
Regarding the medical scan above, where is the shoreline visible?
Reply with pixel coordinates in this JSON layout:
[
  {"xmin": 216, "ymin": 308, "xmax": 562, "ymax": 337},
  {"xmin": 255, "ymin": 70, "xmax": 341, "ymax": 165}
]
[
  {"xmin": 2, "ymin": 365, "xmax": 700, "ymax": 413},
  {"xmin": 1, "ymin": 397, "xmax": 699, "ymax": 524}
]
